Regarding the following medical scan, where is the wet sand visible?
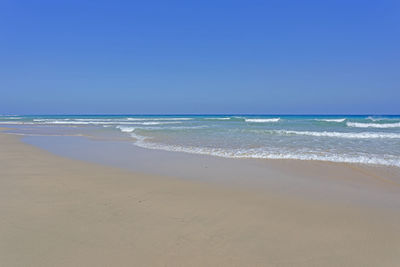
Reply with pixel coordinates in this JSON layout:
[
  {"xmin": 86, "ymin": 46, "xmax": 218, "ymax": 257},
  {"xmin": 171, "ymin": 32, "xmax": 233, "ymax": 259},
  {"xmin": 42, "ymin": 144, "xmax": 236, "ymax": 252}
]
[{"xmin": 1, "ymin": 130, "xmax": 400, "ymax": 266}]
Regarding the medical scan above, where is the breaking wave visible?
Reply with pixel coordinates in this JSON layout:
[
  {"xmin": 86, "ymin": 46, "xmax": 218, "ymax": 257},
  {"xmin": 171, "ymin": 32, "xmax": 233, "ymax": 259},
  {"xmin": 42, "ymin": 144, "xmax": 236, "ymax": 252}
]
[
  {"xmin": 245, "ymin": 118, "xmax": 280, "ymax": 123},
  {"xmin": 272, "ymin": 130, "xmax": 400, "ymax": 139},
  {"xmin": 125, "ymin": 130, "xmax": 400, "ymax": 167},
  {"xmin": 315, "ymin": 118, "xmax": 346, "ymax": 123},
  {"xmin": 347, "ymin": 122, "xmax": 400, "ymax": 128}
]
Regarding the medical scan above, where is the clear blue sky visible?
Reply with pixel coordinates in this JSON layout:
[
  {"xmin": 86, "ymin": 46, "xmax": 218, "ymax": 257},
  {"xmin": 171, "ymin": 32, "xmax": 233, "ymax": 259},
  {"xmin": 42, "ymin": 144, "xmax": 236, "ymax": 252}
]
[{"xmin": 1, "ymin": 0, "xmax": 399, "ymax": 114}]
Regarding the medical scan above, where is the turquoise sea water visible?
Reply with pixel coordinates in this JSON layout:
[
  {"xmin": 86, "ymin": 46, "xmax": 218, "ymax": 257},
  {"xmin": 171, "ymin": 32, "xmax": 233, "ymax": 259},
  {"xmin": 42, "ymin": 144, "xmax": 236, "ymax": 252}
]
[{"xmin": 1, "ymin": 115, "xmax": 400, "ymax": 167}]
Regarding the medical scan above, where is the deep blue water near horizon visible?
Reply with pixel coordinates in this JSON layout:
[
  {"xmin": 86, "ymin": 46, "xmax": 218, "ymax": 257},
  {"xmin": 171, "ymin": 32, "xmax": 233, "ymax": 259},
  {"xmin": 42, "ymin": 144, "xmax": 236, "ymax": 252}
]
[
  {"xmin": 1, "ymin": 114, "xmax": 400, "ymax": 168},
  {"xmin": 5, "ymin": 114, "xmax": 400, "ymax": 118}
]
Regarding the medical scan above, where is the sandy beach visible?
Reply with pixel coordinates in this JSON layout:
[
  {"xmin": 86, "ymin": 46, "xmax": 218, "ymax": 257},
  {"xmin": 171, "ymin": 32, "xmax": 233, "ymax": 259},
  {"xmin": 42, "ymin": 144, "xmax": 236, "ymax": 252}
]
[
  {"xmin": 1, "ymin": 130, "xmax": 400, "ymax": 266},
  {"xmin": 2, "ymin": 0, "xmax": 399, "ymax": 265}
]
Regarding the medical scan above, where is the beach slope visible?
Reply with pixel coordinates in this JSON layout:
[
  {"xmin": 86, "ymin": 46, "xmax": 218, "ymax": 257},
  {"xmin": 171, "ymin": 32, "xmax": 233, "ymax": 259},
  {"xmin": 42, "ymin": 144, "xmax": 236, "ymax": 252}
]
[{"xmin": 1, "ymin": 131, "xmax": 400, "ymax": 266}]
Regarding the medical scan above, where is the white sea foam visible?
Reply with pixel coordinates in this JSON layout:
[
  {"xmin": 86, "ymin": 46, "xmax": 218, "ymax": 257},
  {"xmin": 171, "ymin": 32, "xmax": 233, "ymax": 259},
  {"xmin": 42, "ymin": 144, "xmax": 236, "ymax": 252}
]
[
  {"xmin": 0, "ymin": 121, "xmax": 35, "ymax": 124},
  {"xmin": 127, "ymin": 132, "xmax": 400, "ymax": 167},
  {"xmin": 137, "ymin": 121, "xmax": 181, "ymax": 125},
  {"xmin": 154, "ymin": 126, "xmax": 208, "ymax": 130},
  {"xmin": 245, "ymin": 118, "xmax": 280, "ymax": 123},
  {"xmin": 6, "ymin": 115, "xmax": 400, "ymax": 168},
  {"xmin": 126, "ymin": 118, "xmax": 192, "ymax": 121},
  {"xmin": 116, "ymin": 126, "xmax": 136, "ymax": 133},
  {"xmin": 273, "ymin": 130, "xmax": 400, "ymax": 139},
  {"xmin": 315, "ymin": 118, "xmax": 346, "ymax": 123},
  {"xmin": 34, "ymin": 118, "xmax": 190, "ymax": 122},
  {"xmin": 347, "ymin": 122, "xmax": 400, "ymax": 128},
  {"xmin": 129, "ymin": 131, "xmax": 149, "ymax": 142},
  {"xmin": 72, "ymin": 119, "xmax": 119, "ymax": 122},
  {"xmin": 116, "ymin": 125, "xmax": 205, "ymax": 133}
]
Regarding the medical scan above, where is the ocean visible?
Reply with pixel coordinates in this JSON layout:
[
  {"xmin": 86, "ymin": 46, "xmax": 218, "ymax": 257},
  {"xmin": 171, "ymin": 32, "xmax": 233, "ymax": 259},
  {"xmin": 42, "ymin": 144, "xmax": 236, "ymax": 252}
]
[{"xmin": 1, "ymin": 115, "xmax": 400, "ymax": 168}]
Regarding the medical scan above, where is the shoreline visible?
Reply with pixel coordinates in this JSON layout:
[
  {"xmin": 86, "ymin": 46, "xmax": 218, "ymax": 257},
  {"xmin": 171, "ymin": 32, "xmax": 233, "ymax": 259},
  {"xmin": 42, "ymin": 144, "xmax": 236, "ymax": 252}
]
[
  {"xmin": 3, "ymin": 123, "xmax": 400, "ymax": 170},
  {"xmin": 20, "ymin": 130, "xmax": 400, "ymax": 207},
  {"xmin": 2, "ymin": 113, "xmax": 400, "ymax": 169},
  {"xmin": 1, "ymin": 130, "xmax": 400, "ymax": 266}
]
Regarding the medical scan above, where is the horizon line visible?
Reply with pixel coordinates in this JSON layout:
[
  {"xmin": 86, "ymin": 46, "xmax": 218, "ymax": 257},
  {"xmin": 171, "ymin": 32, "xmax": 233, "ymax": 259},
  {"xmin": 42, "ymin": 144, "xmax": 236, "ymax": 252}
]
[{"xmin": 3, "ymin": 113, "xmax": 400, "ymax": 116}]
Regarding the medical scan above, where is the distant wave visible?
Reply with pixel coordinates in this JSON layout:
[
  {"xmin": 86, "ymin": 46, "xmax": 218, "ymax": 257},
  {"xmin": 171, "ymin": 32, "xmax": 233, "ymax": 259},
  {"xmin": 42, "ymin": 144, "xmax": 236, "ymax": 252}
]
[
  {"xmin": 367, "ymin": 116, "xmax": 383, "ymax": 121},
  {"xmin": 347, "ymin": 122, "xmax": 400, "ymax": 128},
  {"xmin": 136, "ymin": 121, "xmax": 181, "ymax": 125},
  {"xmin": 315, "ymin": 118, "xmax": 346, "ymax": 123},
  {"xmin": 30, "ymin": 119, "xmax": 181, "ymax": 126},
  {"xmin": 116, "ymin": 125, "xmax": 204, "ymax": 133},
  {"xmin": 204, "ymin": 117, "xmax": 231, "ymax": 120},
  {"xmin": 68, "ymin": 119, "xmax": 116, "ymax": 121},
  {"xmin": 150, "ymin": 125, "xmax": 208, "ymax": 130},
  {"xmin": 31, "ymin": 120, "xmax": 119, "ymax": 125},
  {"xmin": 245, "ymin": 118, "xmax": 280, "ymax": 123},
  {"xmin": 366, "ymin": 116, "xmax": 399, "ymax": 122},
  {"xmin": 127, "ymin": 118, "xmax": 192, "ymax": 121},
  {"xmin": 274, "ymin": 130, "xmax": 400, "ymax": 139}
]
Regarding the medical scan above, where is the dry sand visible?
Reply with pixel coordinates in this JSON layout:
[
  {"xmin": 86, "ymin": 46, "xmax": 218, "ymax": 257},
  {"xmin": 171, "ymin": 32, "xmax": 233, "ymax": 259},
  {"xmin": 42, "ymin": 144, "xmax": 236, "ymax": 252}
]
[{"xmin": 1, "ymin": 130, "xmax": 400, "ymax": 266}]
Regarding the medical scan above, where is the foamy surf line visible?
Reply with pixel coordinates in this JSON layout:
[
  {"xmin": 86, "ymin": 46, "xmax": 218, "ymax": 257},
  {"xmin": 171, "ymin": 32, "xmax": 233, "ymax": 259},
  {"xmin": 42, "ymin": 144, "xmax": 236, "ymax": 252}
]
[
  {"xmin": 4, "ymin": 115, "xmax": 400, "ymax": 169},
  {"xmin": 116, "ymin": 125, "xmax": 206, "ymax": 133},
  {"xmin": 245, "ymin": 118, "xmax": 280, "ymax": 123},
  {"xmin": 29, "ymin": 120, "xmax": 183, "ymax": 125},
  {"xmin": 347, "ymin": 122, "xmax": 400, "ymax": 128},
  {"xmin": 117, "ymin": 126, "xmax": 136, "ymax": 133},
  {"xmin": 127, "ymin": 132, "xmax": 400, "ymax": 168},
  {"xmin": 127, "ymin": 118, "xmax": 192, "ymax": 121},
  {"xmin": 272, "ymin": 130, "xmax": 400, "ymax": 139}
]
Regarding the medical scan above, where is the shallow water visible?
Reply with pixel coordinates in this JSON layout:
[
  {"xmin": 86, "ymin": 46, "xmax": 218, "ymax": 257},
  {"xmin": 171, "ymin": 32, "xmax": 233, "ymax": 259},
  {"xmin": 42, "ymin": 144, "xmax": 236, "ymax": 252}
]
[{"xmin": 1, "ymin": 114, "xmax": 400, "ymax": 167}]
